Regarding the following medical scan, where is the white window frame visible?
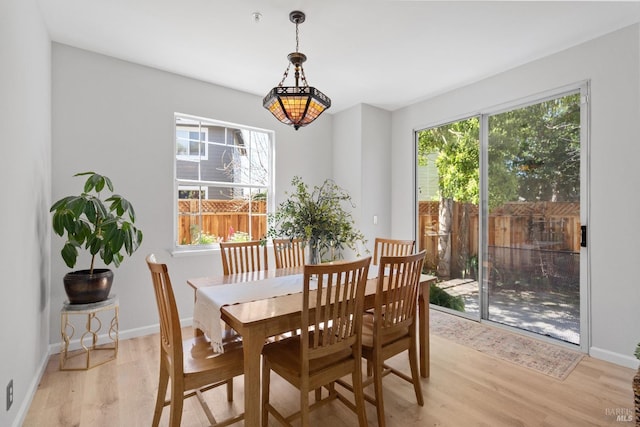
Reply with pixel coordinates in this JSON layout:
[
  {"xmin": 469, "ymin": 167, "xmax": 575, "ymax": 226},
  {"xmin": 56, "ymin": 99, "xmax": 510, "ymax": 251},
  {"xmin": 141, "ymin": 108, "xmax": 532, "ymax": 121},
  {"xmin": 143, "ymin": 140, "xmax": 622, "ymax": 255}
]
[{"xmin": 173, "ymin": 113, "xmax": 275, "ymax": 253}]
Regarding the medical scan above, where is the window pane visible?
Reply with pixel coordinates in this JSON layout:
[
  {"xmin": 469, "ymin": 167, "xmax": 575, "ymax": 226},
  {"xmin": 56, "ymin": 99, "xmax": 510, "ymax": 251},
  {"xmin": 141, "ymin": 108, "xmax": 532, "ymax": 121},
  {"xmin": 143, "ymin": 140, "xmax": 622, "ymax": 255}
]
[
  {"xmin": 176, "ymin": 130, "xmax": 188, "ymax": 156},
  {"xmin": 247, "ymin": 130, "xmax": 270, "ymax": 186},
  {"xmin": 486, "ymin": 93, "xmax": 581, "ymax": 344},
  {"xmin": 176, "ymin": 186, "xmax": 267, "ymax": 245},
  {"xmin": 416, "ymin": 117, "xmax": 480, "ymax": 316},
  {"xmin": 175, "ymin": 114, "xmax": 273, "ymax": 249},
  {"xmin": 177, "ymin": 184, "xmax": 207, "ymax": 246},
  {"xmin": 200, "ymin": 144, "xmax": 243, "ymax": 184}
]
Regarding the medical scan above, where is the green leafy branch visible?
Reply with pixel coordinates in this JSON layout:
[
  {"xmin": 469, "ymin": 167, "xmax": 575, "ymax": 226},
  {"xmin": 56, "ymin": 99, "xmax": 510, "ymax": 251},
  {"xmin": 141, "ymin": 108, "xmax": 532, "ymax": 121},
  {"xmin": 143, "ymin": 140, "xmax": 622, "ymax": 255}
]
[{"xmin": 267, "ymin": 176, "xmax": 367, "ymax": 260}]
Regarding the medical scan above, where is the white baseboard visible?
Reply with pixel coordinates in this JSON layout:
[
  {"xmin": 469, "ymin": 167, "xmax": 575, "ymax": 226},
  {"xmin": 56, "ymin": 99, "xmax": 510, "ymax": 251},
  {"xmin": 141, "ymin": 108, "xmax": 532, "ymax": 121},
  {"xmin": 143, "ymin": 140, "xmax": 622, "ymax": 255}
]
[
  {"xmin": 17, "ymin": 317, "xmax": 195, "ymax": 426},
  {"xmin": 590, "ymin": 346, "xmax": 640, "ymax": 369},
  {"xmin": 48, "ymin": 317, "xmax": 193, "ymax": 354}
]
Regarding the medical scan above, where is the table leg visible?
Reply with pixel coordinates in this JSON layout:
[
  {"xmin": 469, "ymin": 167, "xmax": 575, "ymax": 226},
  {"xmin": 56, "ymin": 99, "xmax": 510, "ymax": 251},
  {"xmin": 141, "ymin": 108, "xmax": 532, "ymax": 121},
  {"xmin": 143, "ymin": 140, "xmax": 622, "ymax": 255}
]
[
  {"xmin": 418, "ymin": 282, "xmax": 430, "ymax": 378},
  {"xmin": 242, "ymin": 328, "xmax": 267, "ymax": 426},
  {"xmin": 193, "ymin": 293, "xmax": 205, "ymax": 337}
]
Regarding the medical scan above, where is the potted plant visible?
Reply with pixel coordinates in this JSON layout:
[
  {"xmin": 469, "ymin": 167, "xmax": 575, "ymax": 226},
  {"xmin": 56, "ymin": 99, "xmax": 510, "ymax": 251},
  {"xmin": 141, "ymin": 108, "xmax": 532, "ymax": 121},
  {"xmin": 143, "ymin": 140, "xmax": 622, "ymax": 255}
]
[
  {"xmin": 267, "ymin": 176, "xmax": 367, "ymax": 263},
  {"xmin": 51, "ymin": 172, "xmax": 143, "ymax": 304}
]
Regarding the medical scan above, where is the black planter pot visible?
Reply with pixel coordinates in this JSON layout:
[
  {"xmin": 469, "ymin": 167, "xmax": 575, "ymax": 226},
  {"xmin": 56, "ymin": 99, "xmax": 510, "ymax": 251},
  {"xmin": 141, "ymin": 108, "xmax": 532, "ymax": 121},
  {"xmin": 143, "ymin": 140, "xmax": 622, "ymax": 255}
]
[{"xmin": 63, "ymin": 269, "xmax": 114, "ymax": 304}]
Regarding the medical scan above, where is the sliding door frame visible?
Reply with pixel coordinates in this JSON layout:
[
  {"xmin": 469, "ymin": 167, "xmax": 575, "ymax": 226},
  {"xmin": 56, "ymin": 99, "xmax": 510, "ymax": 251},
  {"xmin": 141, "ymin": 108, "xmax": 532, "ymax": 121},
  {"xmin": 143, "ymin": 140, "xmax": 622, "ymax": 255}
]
[{"xmin": 416, "ymin": 81, "xmax": 591, "ymax": 351}]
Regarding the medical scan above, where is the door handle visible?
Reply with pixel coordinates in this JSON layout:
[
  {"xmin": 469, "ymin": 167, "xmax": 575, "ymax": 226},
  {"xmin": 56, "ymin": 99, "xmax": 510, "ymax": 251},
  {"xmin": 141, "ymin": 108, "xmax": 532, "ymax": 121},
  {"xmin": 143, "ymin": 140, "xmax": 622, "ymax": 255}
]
[{"xmin": 581, "ymin": 225, "xmax": 587, "ymax": 247}]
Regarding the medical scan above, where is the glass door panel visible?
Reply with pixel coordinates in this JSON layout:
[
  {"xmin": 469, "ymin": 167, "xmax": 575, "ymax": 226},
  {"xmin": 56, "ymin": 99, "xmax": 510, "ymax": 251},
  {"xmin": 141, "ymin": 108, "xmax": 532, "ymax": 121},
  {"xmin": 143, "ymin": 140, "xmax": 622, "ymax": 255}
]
[
  {"xmin": 486, "ymin": 93, "xmax": 581, "ymax": 344},
  {"xmin": 417, "ymin": 117, "xmax": 480, "ymax": 317}
]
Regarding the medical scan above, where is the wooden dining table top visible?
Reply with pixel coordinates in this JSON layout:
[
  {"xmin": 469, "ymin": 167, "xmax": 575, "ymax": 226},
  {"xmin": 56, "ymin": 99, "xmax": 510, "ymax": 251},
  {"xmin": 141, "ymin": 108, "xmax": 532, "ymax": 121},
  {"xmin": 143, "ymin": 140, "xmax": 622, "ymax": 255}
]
[
  {"xmin": 187, "ymin": 266, "xmax": 303, "ymax": 289},
  {"xmin": 187, "ymin": 265, "xmax": 436, "ymax": 369}
]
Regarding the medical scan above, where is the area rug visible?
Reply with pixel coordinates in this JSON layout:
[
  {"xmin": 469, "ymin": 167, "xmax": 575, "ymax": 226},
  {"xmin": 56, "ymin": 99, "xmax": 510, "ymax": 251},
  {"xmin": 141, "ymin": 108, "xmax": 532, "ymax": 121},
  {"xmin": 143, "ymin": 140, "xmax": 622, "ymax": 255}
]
[{"xmin": 430, "ymin": 309, "xmax": 584, "ymax": 380}]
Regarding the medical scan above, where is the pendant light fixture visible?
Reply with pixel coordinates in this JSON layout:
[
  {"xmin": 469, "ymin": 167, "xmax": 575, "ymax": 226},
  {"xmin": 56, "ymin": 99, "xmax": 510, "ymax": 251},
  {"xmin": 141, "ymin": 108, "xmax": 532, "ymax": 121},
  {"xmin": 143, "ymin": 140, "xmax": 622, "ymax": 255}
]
[{"xmin": 263, "ymin": 11, "xmax": 331, "ymax": 130}]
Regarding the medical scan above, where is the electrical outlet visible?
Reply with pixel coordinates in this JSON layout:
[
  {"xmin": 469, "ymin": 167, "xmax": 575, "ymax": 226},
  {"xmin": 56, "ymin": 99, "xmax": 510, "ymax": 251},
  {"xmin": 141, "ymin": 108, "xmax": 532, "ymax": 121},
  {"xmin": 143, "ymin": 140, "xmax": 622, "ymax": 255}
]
[{"xmin": 6, "ymin": 379, "xmax": 13, "ymax": 411}]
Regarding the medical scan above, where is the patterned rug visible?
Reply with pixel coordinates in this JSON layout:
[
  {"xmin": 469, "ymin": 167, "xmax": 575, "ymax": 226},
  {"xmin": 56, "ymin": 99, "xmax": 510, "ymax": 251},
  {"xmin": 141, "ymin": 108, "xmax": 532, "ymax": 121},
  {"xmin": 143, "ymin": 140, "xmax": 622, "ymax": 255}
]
[{"xmin": 430, "ymin": 309, "xmax": 584, "ymax": 380}]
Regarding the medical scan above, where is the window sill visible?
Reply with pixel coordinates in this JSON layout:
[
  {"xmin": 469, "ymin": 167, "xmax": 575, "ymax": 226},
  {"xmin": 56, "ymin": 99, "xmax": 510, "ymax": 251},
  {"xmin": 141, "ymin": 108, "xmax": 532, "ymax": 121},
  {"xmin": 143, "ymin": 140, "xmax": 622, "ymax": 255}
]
[
  {"xmin": 171, "ymin": 242, "xmax": 274, "ymax": 257},
  {"xmin": 171, "ymin": 247, "xmax": 220, "ymax": 257}
]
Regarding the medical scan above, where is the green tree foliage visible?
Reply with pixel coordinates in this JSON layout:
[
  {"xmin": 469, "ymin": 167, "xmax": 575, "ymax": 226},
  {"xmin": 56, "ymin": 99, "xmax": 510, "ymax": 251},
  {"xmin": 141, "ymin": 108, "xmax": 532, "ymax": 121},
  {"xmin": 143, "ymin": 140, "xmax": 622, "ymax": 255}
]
[
  {"xmin": 489, "ymin": 93, "xmax": 580, "ymax": 208},
  {"xmin": 416, "ymin": 93, "xmax": 580, "ymax": 281},
  {"xmin": 417, "ymin": 93, "xmax": 580, "ymax": 210},
  {"xmin": 418, "ymin": 118, "xmax": 479, "ymax": 204}
]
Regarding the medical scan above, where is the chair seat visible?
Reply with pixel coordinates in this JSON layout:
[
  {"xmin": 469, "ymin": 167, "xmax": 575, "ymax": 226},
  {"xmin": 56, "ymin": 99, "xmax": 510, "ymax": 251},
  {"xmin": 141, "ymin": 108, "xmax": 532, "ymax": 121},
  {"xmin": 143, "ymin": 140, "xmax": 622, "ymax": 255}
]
[
  {"xmin": 361, "ymin": 313, "xmax": 410, "ymax": 349},
  {"xmin": 183, "ymin": 335, "xmax": 244, "ymax": 377},
  {"xmin": 262, "ymin": 334, "xmax": 354, "ymax": 379}
]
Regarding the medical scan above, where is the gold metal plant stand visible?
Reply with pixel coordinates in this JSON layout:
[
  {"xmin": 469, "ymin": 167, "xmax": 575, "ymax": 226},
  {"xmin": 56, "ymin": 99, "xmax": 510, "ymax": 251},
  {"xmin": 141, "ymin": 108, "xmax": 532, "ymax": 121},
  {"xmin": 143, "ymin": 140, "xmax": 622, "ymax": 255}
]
[{"xmin": 60, "ymin": 295, "xmax": 119, "ymax": 371}]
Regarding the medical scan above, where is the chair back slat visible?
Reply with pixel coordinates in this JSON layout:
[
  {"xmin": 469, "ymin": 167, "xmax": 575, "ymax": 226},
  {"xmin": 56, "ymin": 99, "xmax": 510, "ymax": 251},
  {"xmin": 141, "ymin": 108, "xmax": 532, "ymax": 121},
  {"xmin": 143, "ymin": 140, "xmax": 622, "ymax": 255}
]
[
  {"xmin": 303, "ymin": 258, "xmax": 371, "ymax": 361},
  {"xmin": 373, "ymin": 237, "xmax": 415, "ymax": 265},
  {"xmin": 220, "ymin": 240, "xmax": 268, "ymax": 275},
  {"xmin": 273, "ymin": 238, "xmax": 305, "ymax": 268},
  {"xmin": 375, "ymin": 251, "xmax": 426, "ymax": 336}
]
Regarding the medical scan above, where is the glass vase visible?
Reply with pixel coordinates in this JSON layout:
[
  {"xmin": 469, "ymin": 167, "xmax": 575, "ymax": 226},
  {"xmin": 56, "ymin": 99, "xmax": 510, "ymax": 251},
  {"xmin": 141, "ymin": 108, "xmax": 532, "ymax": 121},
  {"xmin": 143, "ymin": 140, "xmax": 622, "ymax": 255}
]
[{"xmin": 307, "ymin": 239, "xmax": 321, "ymax": 265}]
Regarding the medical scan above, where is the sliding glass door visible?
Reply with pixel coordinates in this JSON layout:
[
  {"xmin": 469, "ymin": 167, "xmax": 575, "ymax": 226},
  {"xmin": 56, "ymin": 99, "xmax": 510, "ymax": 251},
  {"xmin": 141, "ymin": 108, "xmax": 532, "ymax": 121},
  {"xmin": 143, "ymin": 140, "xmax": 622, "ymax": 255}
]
[
  {"xmin": 485, "ymin": 92, "xmax": 582, "ymax": 344},
  {"xmin": 417, "ymin": 85, "xmax": 587, "ymax": 346}
]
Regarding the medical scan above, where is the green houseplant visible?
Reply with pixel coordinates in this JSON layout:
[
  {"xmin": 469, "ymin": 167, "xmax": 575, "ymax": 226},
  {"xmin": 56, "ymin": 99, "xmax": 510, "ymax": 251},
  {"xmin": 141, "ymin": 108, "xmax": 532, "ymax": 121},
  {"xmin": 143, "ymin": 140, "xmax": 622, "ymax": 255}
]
[
  {"xmin": 51, "ymin": 172, "xmax": 143, "ymax": 303},
  {"xmin": 267, "ymin": 176, "xmax": 366, "ymax": 263}
]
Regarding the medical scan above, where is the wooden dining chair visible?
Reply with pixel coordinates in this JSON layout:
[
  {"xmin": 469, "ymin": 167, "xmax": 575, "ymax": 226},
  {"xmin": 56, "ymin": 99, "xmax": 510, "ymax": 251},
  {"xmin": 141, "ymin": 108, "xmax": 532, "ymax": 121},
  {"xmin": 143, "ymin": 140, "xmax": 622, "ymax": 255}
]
[
  {"xmin": 272, "ymin": 237, "xmax": 306, "ymax": 269},
  {"xmin": 340, "ymin": 250, "xmax": 426, "ymax": 427},
  {"xmin": 146, "ymin": 254, "xmax": 245, "ymax": 427},
  {"xmin": 220, "ymin": 240, "xmax": 268, "ymax": 275},
  {"xmin": 372, "ymin": 237, "xmax": 415, "ymax": 265},
  {"xmin": 261, "ymin": 257, "xmax": 372, "ymax": 427}
]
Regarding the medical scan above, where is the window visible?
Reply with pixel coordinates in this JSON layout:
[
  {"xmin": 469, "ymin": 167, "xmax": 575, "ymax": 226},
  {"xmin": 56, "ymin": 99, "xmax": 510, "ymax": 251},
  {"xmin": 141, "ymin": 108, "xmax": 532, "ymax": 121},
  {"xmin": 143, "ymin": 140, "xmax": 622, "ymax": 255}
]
[
  {"xmin": 176, "ymin": 127, "xmax": 208, "ymax": 161},
  {"xmin": 174, "ymin": 113, "xmax": 273, "ymax": 249}
]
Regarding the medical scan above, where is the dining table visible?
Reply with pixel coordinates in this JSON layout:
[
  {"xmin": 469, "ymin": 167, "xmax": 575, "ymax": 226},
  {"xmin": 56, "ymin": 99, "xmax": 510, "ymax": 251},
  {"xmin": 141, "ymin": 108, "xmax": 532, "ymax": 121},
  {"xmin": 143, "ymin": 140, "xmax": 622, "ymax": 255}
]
[{"xmin": 187, "ymin": 264, "xmax": 436, "ymax": 426}]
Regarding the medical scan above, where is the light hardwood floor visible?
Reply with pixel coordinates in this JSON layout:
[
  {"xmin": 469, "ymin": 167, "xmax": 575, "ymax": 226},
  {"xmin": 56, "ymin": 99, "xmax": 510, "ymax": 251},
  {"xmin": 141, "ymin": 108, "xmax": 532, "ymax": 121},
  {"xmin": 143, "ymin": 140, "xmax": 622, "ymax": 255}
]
[{"xmin": 24, "ymin": 328, "xmax": 636, "ymax": 426}]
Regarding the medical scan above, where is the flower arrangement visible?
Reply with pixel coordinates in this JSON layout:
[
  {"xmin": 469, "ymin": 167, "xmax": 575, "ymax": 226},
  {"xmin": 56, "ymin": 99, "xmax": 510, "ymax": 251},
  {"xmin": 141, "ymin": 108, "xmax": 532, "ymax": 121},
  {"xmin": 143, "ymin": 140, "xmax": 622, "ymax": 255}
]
[{"xmin": 268, "ymin": 176, "xmax": 367, "ymax": 263}]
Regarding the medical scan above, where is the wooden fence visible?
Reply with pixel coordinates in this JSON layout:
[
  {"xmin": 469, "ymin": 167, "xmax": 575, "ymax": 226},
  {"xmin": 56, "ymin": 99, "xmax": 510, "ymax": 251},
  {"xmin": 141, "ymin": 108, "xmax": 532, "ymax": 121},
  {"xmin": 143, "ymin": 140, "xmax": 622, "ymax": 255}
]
[
  {"xmin": 177, "ymin": 199, "xmax": 267, "ymax": 244},
  {"xmin": 179, "ymin": 198, "xmax": 580, "ymax": 279},
  {"xmin": 418, "ymin": 200, "xmax": 580, "ymax": 277}
]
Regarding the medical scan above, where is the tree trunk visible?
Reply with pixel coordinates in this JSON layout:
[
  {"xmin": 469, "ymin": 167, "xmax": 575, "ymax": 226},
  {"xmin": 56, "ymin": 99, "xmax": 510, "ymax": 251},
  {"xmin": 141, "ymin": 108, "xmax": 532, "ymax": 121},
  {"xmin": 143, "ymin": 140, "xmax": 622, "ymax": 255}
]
[
  {"xmin": 458, "ymin": 203, "xmax": 470, "ymax": 278},
  {"xmin": 438, "ymin": 197, "xmax": 453, "ymax": 278}
]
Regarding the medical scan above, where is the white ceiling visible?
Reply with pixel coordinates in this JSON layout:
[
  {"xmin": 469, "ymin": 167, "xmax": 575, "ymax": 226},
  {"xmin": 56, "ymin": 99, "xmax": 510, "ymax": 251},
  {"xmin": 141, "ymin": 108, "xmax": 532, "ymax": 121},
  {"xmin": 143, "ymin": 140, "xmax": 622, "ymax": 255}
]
[{"xmin": 37, "ymin": 0, "xmax": 640, "ymax": 113}]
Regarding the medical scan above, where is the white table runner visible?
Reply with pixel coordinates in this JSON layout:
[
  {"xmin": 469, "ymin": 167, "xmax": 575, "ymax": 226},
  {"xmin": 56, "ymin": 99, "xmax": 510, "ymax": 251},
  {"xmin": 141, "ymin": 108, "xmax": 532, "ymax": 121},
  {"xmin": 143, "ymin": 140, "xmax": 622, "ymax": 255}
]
[{"xmin": 193, "ymin": 265, "xmax": 380, "ymax": 353}]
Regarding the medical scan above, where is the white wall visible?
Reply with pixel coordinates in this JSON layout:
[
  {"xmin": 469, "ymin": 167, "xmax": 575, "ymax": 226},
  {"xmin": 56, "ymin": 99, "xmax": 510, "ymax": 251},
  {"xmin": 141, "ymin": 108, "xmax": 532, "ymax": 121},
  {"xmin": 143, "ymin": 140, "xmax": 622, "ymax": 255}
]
[
  {"xmin": 0, "ymin": 1, "xmax": 51, "ymax": 426},
  {"xmin": 51, "ymin": 43, "xmax": 333, "ymax": 346},
  {"xmin": 361, "ymin": 104, "xmax": 394, "ymax": 248},
  {"xmin": 332, "ymin": 104, "xmax": 363, "ymax": 257},
  {"xmin": 391, "ymin": 24, "xmax": 640, "ymax": 368},
  {"xmin": 333, "ymin": 104, "xmax": 394, "ymax": 256}
]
